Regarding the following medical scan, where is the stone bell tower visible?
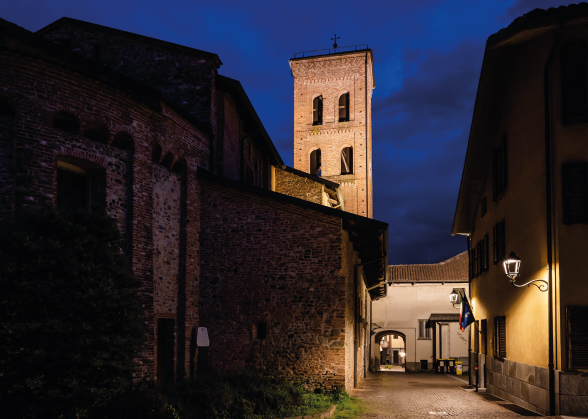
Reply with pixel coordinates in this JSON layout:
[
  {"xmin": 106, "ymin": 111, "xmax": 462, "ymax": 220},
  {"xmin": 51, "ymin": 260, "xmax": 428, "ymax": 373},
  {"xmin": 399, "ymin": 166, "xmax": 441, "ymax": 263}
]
[{"xmin": 289, "ymin": 45, "xmax": 374, "ymax": 218}]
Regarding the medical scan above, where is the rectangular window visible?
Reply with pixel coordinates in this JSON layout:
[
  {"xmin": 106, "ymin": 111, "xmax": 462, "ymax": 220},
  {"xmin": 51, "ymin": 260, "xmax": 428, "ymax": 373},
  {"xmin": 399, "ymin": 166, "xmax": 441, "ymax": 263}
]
[
  {"xmin": 566, "ymin": 306, "xmax": 588, "ymax": 369},
  {"xmin": 561, "ymin": 42, "xmax": 588, "ymax": 124},
  {"xmin": 492, "ymin": 136, "xmax": 507, "ymax": 200},
  {"xmin": 562, "ymin": 162, "xmax": 588, "ymax": 224},
  {"xmin": 494, "ymin": 316, "xmax": 506, "ymax": 359},
  {"xmin": 418, "ymin": 319, "xmax": 431, "ymax": 339},
  {"xmin": 313, "ymin": 96, "xmax": 323, "ymax": 125},
  {"xmin": 256, "ymin": 322, "xmax": 267, "ymax": 340},
  {"xmin": 493, "ymin": 220, "xmax": 505, "ymax": 264},
  {"xmin": 479, "ymin": 235, "xmax": 489, "ymax": 274}
]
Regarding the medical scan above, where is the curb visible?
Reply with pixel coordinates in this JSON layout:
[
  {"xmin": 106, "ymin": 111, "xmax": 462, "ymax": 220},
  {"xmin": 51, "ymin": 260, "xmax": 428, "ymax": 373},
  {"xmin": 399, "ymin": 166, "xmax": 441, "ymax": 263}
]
[{"xmin": 282, "ymin": 404, "xmax": 337, "ymax": 419}]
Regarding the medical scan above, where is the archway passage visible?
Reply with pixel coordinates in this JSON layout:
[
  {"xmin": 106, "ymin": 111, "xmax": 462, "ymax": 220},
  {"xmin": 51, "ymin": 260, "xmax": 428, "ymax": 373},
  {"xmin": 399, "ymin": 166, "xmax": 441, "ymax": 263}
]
[{"xmin": 375, "ymin": 330, "xmax": 406, "ymax": 372}]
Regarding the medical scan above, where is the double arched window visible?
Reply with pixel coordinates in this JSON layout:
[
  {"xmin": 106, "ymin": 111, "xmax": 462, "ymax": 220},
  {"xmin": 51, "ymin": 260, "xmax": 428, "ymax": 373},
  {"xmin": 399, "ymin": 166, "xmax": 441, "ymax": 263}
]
[{"xmin": 313, "ymin": 96, "xmax": 323, "ymax": 125}]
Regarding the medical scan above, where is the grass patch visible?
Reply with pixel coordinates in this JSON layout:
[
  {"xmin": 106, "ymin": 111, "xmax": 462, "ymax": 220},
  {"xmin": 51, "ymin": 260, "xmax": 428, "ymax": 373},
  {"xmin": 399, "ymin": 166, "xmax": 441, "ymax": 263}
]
[
  {"xmin": 334, "ymin": 393, "xmax": 363, "ymax": 418},
  {"xmin": 165, "ymin": 373, "xmax": 343, "ymax": 419}
]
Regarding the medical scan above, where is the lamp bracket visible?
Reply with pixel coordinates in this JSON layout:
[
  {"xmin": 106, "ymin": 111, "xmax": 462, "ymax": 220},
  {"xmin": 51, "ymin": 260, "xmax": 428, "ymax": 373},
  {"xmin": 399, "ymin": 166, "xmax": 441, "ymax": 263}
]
[{"xmin": 510, "ymin": 278, "xmax": 548, "ymax": 292}]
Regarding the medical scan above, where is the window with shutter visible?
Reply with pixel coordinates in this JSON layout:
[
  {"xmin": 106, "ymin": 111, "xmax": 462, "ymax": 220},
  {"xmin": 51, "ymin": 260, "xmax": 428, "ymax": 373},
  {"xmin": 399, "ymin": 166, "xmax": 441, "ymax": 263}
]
[
  {"xmin": 493, "ymin": 220, "xmax": 505, "ymax": 264},
  {"xmin": 341, "ymin": 147, "xmax": 353, "ymax": 174},
  {"xmin": 313, "ymin": 96, "xmax": 323, "ymax": 125},
  {"xmin": 478, "ymin": 234, "xmax": 489, "ymax": 274},
  {"xmin": 418, "ymin": 319, "xmax": 431, "ymax": 339},
  {"xmin": 492, "ymin": 135, "xmax": 507, "ymax": 200},
  {"xmin": 494, "ymin": 316, "xmax": 506, "ymax": 359},
  {"xmin": 338, "ymin": 92, "xmax": 349, "ymax": 122},
  {"xmin": 566, "ymin": 306, "xmax": 588, "ymax": 369},
  {"xmin": 562, "ymin": 162, "xmax": 588, "ymax": 224},
  {"xmin": 561, "ymin": 42, "xmax": 588, "ymax": 124}
]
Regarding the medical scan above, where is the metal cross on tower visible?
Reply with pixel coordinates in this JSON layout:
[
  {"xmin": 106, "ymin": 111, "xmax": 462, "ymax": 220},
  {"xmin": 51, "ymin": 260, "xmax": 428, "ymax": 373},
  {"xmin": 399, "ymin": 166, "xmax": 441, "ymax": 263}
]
[{"xmin": 331, "ymin": 34, "xmax": 340, "ymax": 49}]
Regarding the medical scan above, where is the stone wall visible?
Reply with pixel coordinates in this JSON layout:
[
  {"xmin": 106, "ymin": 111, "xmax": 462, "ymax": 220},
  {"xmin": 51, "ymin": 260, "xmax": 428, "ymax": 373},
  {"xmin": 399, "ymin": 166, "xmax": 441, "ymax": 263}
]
[
  {"xmin": 0, "ymin": 42, "xmax": 208, "ymax": 383},
  {"xmin": 274, "ymin": 166, "xmax": 324, "ymax": 205},
  {"xmin": 198, "ymin": 178, "xmax": 352, "ymax": 390},
  {"xmin": 40, "ymin": 20, "xmax": 220, "ymax": 132},
  {"xmin": 487, "ymin": 356, "xmax": 588, "ymax": 416}
]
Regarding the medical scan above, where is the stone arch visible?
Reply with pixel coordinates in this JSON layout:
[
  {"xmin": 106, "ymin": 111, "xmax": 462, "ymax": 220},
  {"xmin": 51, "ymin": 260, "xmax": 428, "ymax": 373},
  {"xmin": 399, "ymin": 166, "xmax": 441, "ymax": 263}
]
[{"xmin": 374, "ymin": 329, "xmax": 407, "ymax": 370}]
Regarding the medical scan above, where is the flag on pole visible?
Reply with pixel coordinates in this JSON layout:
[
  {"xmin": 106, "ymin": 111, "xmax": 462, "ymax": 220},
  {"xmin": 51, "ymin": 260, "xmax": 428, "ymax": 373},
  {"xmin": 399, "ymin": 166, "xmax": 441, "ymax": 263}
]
[{"xmin": 459, "ymin": 294, "xmax": 475, "ymax": 332}]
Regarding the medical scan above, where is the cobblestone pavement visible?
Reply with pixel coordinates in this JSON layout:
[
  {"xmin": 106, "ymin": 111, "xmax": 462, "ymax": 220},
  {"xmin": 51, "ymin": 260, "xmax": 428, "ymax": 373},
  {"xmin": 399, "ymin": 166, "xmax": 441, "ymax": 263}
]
[{"xmin": 351, "ymin": 371, "xmax": 565, "ymax": 418}]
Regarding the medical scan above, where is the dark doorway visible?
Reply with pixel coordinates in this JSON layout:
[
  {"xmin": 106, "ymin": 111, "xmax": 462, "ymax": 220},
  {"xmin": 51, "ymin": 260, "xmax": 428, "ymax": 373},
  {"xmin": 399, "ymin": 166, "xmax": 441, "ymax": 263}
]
[
  {"xmin": 393, "ymin": 350, "xmax": 399, "ymax": 364},
  {"xmin": 420, "ymin": 360, "xmax": 428, "ymax": 370},
  {"xmin": 157, "ymin": 318, "xmax": 175, "ymax": 385}
]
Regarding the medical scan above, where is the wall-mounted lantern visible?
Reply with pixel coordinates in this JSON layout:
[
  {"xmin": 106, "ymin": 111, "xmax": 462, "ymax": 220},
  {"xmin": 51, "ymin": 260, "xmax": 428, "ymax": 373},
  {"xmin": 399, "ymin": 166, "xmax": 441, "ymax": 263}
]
[
  {"xmin": 449, "ymin": 288, "xmax": 466, "ymax": 309},
  {"xmin": 502, "ymin": 252, "xmax": 548, "ymax": 292}
]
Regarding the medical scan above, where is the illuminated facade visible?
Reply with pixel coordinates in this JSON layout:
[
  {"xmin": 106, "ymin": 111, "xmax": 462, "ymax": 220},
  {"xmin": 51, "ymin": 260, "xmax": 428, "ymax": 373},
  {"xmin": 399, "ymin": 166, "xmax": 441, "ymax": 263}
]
[{"xmin": 453, "ymin": 4, "xmax": 588, "ymax": 416}]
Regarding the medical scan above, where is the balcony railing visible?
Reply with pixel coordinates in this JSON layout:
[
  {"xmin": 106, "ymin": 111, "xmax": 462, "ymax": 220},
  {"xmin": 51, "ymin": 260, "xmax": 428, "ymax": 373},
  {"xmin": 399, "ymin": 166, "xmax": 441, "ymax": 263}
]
[{"xmin": 293, "ymin": 44, "xmax": 369, "ymax": 59}]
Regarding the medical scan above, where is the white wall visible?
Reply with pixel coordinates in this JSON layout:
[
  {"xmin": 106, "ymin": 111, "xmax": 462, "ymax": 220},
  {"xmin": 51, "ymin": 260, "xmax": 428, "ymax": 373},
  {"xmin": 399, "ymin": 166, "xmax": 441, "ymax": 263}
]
[{"xmin": 372, "ymin": 283, "xmax": 469, "ymax": 370}]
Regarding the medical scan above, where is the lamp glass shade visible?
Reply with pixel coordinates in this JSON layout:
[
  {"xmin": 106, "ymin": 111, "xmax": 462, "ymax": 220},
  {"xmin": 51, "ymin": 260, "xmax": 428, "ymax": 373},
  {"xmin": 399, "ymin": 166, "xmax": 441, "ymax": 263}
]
[
  {"xmin": 449, "ymin": 292, "xmax": 459, "ymax": 304},
  {"xmin": 503, "ymin": 252, "xmax": 521, "ymax": 279}
]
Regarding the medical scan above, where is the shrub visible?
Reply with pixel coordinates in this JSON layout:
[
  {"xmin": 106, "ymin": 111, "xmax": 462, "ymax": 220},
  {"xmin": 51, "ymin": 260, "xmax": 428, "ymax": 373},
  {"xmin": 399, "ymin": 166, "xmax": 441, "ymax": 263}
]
[{"xmin": 0, "ymin": 210, "xmax": 144, "ymax": 418}]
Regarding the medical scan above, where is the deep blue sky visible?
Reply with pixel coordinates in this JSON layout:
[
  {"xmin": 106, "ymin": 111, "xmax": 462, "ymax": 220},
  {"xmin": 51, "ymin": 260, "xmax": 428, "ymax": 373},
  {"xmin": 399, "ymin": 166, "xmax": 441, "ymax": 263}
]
[{"xmin": 3, "ymin": 0, "xmax": 578, "ymax": 264}]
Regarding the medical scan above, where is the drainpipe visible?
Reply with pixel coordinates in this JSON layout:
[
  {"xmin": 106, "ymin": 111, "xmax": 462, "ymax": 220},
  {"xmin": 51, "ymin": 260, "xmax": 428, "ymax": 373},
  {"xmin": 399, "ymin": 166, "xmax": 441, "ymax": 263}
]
[
  {"xmin": 466, "ymin": 235, "xmax": 473, "ymax": 387},
  {"xmin": 544, "ymin": 26, "xmax": 563, "ymax": 416}
]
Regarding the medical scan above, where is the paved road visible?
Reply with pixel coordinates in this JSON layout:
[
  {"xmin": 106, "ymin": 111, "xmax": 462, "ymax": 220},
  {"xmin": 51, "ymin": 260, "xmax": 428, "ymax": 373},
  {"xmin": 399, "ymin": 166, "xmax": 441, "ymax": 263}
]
[{"xmin": 351, "ymin": 371, "xmax": 566, "ymax": 418}]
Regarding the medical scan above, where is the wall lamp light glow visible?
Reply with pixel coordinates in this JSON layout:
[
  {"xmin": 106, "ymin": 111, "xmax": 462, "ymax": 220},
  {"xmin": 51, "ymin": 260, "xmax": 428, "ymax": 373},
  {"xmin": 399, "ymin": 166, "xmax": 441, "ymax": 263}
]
[
  {"xmin": 449, "ymin": 288, "xmax": 466, "ymax": 309},
  {"xmin": 502, "ymin": 252, "xmax": 548, "ymax": 292}
]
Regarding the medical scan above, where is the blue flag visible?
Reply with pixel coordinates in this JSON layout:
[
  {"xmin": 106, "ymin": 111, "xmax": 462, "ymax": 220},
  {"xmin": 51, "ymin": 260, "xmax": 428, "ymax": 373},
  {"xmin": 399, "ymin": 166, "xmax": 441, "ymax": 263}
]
[{"xmin": 459, "ymin": 295, "xmax": 475, "ymax": 332}]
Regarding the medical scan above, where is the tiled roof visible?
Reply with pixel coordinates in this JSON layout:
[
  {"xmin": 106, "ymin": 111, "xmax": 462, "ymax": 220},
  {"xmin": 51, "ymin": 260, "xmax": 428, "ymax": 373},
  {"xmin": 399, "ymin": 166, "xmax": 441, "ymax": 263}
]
[{"xmin": 389, "ymin": 251, "xmax": 468, "ymax": 283}]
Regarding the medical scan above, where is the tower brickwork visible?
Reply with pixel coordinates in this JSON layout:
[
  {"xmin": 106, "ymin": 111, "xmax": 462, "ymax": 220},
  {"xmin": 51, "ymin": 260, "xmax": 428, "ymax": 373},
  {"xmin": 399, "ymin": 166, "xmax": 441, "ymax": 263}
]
[{"xmin": 289, "ymin": 49, "xmax": 374, "ymax": 218}]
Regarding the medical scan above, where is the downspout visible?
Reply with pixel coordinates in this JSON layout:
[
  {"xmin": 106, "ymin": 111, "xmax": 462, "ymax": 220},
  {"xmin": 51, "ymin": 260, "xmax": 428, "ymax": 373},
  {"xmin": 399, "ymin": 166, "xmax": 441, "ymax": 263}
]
[
  {"xmin": 544, "ymin": 25, "xmax": 563, "ymax": 416},
  {"xmin": 467, "ymin": 235, "xmax": 473, "ymax": 386}
]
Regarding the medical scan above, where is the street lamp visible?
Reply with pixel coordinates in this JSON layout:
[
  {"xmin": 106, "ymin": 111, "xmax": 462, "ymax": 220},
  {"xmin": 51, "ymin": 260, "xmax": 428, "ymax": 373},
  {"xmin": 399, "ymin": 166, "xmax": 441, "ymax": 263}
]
[
  {"xmin": 449, "ymin": 288, "xmax": 466, "ymax": 309},
  {"xmin": 502, "ymin": 252, "xmax": 548, "ymax": 292}
]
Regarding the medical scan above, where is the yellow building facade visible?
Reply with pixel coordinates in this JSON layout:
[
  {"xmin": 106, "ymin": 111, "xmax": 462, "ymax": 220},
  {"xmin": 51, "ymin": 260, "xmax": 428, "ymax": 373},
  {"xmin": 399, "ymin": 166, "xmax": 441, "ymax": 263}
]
[{"xmin": 453, "ymin": 4, "xmax": 588, "ymax": 416}]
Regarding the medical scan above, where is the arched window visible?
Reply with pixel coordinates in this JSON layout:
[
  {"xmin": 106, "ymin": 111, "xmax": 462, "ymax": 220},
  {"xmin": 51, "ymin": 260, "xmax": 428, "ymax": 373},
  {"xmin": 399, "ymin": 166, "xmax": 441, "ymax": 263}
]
[
  {"xmin": 84, "ymin": 124, "xmax": 110, "ymax": 144},
  {"xmin": 341, "ymin": 147, "xmax": 353, "ymax": 174},
  {"xmin": 312, "ymin": 96, "xmax": 323, "ymax": 125},
  {"xmin": 53, "ymin": 111, "xmax": 80, "ymax": 135},
  {"xmin": 111, "ymin": 132, "xmax": 133, "ymax": 151},
  {"xmin": 310, "ymin": 149, "xmax": 321, "ymax": 177},
  {"xmin": 339, "ymin": 92, "xmax": 349, "ymax": 122}
]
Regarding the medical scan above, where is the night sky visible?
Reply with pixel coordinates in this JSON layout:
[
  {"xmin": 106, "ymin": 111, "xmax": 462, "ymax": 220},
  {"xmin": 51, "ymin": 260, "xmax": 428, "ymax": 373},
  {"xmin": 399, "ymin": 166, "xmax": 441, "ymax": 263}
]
[{"xmin": 3, "ymin": 0, "xmax": 579, "ymax": 264}]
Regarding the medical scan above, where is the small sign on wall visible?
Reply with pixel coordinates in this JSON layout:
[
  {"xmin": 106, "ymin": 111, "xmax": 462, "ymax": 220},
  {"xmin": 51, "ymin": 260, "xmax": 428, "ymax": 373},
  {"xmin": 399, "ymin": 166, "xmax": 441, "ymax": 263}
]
[{"xmin": 197, "ymin": 327, "xmax": 209, "ymax": 347}]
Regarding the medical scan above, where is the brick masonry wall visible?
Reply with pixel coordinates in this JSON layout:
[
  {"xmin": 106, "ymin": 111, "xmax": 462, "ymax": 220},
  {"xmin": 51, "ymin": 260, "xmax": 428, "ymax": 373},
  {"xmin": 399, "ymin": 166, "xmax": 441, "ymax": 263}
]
[
  {"xmin": 274, "ymin": 166, "xmax": 324, "ymax": 205},
  {"xmin": 290, "ymin": 51, "xmax": 374, "ymax": 218},
  {"xmin": 199, "ymin": 180, "xmax": 354, "ymax": 390},
  {"xmin": 40, "ymin": 22, "xmax": 219, "ymax": 133},
  {"xmin": 0, "ymin": 46, "xmax": 208, "ymax": 383}
]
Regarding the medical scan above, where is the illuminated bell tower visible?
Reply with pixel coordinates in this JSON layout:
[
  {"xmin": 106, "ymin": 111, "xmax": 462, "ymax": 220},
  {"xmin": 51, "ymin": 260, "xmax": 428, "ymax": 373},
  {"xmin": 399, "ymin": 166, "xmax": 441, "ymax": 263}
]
[{"xmin": 289, "ymin": 43, "xmax": 374, "ymax": 218}]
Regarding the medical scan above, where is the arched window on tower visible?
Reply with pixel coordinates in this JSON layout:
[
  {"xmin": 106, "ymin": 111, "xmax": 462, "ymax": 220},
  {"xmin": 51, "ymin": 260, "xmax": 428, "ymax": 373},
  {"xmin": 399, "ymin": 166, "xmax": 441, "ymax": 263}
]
[
  {"xmin": 313, "ymin": 96, "xmax": 323, "ymax": 125},
  {"xmin": 56, "ymin": 159, "xmax": 106, "ymax": 213},
  {"xmin": 310, "ymin": 149, "xmax": 321, "ymax": 177},
  {"xmin": 339, "ymin": 92, "xmax": 349, "ymax": 122},
  {"xmin": 341, "ymin": 147, "xmax": 353, "ymax": 175}
]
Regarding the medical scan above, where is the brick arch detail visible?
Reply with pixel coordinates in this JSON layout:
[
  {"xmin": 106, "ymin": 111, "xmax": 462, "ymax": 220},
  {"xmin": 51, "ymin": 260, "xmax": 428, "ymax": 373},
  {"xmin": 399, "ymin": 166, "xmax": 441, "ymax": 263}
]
[{"xmin": 56, "ymin": 147, "xmax": 108, "ymax": 169}]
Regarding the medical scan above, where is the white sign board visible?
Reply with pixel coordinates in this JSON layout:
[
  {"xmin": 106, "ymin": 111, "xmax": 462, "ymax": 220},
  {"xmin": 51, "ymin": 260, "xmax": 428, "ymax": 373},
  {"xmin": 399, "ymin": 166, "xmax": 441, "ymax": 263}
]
[{"xmin": 197, "ymin": 327, "xmax": 209, "ymax": 347}]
